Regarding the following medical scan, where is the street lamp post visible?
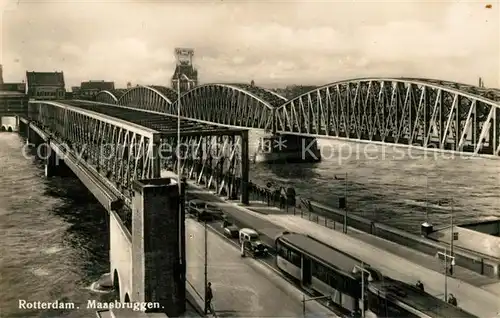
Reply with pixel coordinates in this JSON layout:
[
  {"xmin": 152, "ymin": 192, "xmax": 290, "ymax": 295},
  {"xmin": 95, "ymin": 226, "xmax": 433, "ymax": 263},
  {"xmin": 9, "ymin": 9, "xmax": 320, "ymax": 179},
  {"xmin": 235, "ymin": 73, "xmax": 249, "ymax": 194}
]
[
  {"xmin": 439, "ymin": 198, "xmax": 458, "ymax": 275},
  {"xmin": 353, "ymin": 262, "xmax": 370, "ymax": 318},
  {"xmin": 204, "ymin": 220, "xmax": 208, "ymax": 314},
  {"xmin": 335, "ymin": 172, "xmax": 348, "ymax": 234},
  {"xmin": 437, "ymin": 249, "xmax": 455, "ymax": 302},
  {"xmin": 175, "ymin": 73, "xmax": 186, "ymax": 313},
  {"xmin": 301, "ymin": 294, "xmax": 331, "ymax": 317}
]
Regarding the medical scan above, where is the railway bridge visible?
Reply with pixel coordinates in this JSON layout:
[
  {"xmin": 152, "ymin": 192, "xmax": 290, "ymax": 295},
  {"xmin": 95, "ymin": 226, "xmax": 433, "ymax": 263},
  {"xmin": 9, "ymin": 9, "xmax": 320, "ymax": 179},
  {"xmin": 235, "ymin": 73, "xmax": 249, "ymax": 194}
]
[
  {"xmin": 11, "ymin": 77, "xmax": 500, "ymax": 316},
  {"xmin": 93, "ymin": 78, "xmax": 500, "ymax": 157}
]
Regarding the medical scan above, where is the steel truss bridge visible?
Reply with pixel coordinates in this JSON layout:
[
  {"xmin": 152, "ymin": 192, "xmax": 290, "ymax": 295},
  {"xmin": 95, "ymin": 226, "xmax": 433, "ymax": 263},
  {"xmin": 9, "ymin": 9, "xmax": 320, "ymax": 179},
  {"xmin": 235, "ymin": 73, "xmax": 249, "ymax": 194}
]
[
  {"xmin": 24, "ymin": 99, "xmax": 250, "ymax": 229},
  {"xmin": 94, "ymin": 78, "xmax": 500, "ymax": 157},
  {"xmin": 18, "ymin": 77, "xmax": 500, "ymax": 230}
]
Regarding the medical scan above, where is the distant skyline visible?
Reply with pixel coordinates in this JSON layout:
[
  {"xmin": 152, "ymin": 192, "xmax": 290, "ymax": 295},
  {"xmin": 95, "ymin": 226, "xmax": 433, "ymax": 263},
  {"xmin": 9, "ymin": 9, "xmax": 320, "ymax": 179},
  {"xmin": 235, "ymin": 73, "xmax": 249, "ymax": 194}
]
[{"xmin": 1, "ymin": 0, "xmax": 499, "ymax": 89}]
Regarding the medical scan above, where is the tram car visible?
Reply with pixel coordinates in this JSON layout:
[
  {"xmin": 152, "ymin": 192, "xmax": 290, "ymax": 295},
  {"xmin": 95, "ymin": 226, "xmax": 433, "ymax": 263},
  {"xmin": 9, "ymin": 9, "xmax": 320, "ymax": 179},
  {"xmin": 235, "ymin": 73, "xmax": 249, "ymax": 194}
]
[
  {"xmin": 365, "ymin": 277, "xmax": 477, "ymax": 318},
  {"xmin": 274, "ymin": 232, "xmax": 477, "ymax": 318}
]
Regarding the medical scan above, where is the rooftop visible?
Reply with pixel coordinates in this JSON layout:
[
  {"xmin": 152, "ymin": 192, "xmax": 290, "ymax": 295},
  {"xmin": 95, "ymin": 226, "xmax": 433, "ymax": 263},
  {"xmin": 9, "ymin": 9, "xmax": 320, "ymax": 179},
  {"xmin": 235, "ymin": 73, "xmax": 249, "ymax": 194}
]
[
  {"xmin": 0, "ymin": 83, "xmax": 25, "ymax": 93},
  {"xmin": 26, "ymin": 71, "xmax": 64, "ymax": 86},
  {"xmin": 0, "ymin": 91, "xmax": 25, "ymax": 97},
  {"xmin": 279, "ymin": 232, "xmax": 362, "ymax": 276},
  {"xmin": 369, "ymin": 278, "xmax": 477, "ymax": 318},
  {"xmin": 81, "ymin": 80, "xmax": 115, "ymax": 91}
]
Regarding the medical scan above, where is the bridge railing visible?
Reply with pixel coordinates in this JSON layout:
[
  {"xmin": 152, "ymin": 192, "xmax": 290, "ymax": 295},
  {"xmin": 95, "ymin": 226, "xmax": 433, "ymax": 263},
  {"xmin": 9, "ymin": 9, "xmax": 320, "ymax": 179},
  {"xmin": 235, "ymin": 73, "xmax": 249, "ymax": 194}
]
[
  {"xmin": 246, "ymin": 181, "xmax": 500, "ymax": 278},
  {"xmin": 27, "ymin": 100, "xmax": 162, "ymax": 207}
]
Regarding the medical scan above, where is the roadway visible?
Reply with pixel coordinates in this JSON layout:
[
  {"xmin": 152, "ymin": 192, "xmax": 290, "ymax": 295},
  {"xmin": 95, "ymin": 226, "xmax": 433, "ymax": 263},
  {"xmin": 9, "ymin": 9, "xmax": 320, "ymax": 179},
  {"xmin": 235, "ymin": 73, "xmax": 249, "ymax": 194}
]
[
  {"xmin": 185, "ymin": 218, "xmax": 335, "ymax": 317},
  {"xmin": 185, "ymin": 187, "xmax": 500, "ymax": 318}
]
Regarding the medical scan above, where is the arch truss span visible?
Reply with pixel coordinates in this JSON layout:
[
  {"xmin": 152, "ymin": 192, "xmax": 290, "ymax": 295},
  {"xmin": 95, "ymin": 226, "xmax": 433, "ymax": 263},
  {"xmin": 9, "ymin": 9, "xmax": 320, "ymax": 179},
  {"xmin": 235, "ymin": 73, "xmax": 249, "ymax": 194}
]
[
  {"xmin": 95, "ymin": 90, "xmax": 119, "ymax": 104},
  {"xmin": 275, "ymin": 78, "xmax": 500, "ymax": 156},
  {"xmin": 116, "ymin": 85, "xmax": 177, "ymax": 113},
  {"xmin": 171, "ymin": 83, "xmax": 280, "ymax": 130}
]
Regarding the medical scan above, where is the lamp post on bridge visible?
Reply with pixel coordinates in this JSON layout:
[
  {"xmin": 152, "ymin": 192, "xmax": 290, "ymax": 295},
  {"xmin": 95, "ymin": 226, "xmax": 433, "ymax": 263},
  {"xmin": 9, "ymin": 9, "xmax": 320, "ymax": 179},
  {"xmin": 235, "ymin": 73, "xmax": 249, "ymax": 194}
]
[
  {"xmin": 353, "ymin": 262, "xmax": 370, "ymax": 318},
  {"xmin": 437, "ymin": 249, "xmax": 455, "ymax": 302},
  {"xmin": 437, "ymin": 198, "xmax": 458, "ymax": 302},
  {"xmin": 175, "ymin": 72, "xmax": 189, "ymax": 313},
  {"xmin": 334, "ymin": 173, "xmax": 348, "ymax": 234},
  {"xmin": 438, "ymin": 198, "xmax": 458, "ymax": 275}
]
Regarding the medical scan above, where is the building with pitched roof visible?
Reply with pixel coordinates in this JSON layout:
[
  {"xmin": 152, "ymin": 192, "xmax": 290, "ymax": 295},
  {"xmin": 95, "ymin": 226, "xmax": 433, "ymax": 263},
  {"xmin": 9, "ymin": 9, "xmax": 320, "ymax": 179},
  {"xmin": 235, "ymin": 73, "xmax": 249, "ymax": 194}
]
[
  {"xmin": 0, "ymin": 67, "xmax": 27, "ymax": 118},
  {"xmin": 26, "ymin": 71, "xmax": 66, "ymax": 100},
  {"xmin": 79, "ymin": 80, "xmax": 115, "ymax": 99}
]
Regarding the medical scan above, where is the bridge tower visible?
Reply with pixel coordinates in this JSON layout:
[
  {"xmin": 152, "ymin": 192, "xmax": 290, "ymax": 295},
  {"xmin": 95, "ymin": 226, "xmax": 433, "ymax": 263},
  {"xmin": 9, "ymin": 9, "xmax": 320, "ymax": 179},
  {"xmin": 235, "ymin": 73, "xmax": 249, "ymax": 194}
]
[{"xmin": 171, "ymin": 48, "xmax": 198, "ymax": 93}]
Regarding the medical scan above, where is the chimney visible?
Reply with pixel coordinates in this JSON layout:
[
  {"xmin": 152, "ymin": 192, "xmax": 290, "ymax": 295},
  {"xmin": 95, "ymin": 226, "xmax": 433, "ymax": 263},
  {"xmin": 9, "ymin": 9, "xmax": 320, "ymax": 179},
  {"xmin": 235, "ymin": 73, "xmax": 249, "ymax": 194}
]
[{"xmin": 0, "ymin": 64, "xmax": 3, "ymax": 85}]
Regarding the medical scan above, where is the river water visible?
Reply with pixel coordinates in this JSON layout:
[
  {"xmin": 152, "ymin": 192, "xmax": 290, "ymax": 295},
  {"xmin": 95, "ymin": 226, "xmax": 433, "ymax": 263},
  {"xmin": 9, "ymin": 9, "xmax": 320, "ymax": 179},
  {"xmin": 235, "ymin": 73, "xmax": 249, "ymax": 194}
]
[
  {"xmin": 0, "ymin": 130, "xmax": 498, "ymax": 317},
  {"xmin": 250, "ymin": 133, "xmax": 500, "ymax": 231},
  {"xmin": 0, "ymin": 133, "xmax": 114, "ymax": 318}
]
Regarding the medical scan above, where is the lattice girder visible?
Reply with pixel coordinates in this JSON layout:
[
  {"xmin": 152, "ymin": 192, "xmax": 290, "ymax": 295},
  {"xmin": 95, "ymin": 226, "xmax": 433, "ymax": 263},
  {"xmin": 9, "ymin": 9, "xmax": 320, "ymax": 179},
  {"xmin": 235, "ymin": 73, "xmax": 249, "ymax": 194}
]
[
  {"xmin": 50, "ymin": 99, "xmax": 250, "ymax": 198},
  {"xmin": 27, "ymin": 100, "xmax": 161, "ymax": 204},
  {"xmin": 275, "ymin": 79, "xmax": 500, "ymax": 156},
  {"xmin": 117, "ymin": 85, "xmax": 176, "ymax": 113},
  {"xmin": 100, "ymin": 84, "xmax": 278, "ymax": 131},
  {"xmin": 171, "ymin": 84, "xmax": 276, "ymax": 131},
  {"xmin": 160, "ymin": 134, "xmax": 245, "ymax": 198},
  {"xmin": 95, "ymin": 90, "xmax": 118, "ymax": 104}
]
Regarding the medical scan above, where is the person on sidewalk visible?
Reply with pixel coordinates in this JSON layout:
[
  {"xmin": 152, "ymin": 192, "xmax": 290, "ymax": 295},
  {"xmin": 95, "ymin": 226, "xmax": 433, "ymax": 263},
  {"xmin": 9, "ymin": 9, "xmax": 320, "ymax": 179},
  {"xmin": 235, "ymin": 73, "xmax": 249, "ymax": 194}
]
[
  {"xmin": 205, "ymin": 282, "xmax": 215, "ymax": 315},
  {"xmin": 447, "ymin": 293, "xmax": 457, "ymax": 306},
  {"xmin": 415, "ymin": 280, "xmax": 424, "ymax": 291}
]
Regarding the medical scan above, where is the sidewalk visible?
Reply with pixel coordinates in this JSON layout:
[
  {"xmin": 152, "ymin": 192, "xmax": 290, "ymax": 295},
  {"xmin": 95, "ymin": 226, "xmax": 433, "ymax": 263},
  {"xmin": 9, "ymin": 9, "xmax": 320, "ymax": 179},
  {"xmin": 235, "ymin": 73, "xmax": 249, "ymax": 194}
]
[
  {"xmin": 243, "ymin": 202, "xmax": 499, "ymax": 288},
  {"xmin": 266, "ymin": 214, "xmax": 500, "ymax": 318},
  {"xmin": 185, "ymin": 218, "xmax": 335, "ymax": 317},
  {"xmin": 183, "ymin": 181, "xmax": 500, "ymax": 317}
]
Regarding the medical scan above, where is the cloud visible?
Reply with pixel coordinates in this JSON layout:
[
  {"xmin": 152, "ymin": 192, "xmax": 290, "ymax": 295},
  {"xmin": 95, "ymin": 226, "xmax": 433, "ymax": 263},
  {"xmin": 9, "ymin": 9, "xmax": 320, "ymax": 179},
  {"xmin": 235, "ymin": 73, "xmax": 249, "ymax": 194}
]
[{"xmin": 1, "ymin": 1, "xmax": 498, "ymax": 88}]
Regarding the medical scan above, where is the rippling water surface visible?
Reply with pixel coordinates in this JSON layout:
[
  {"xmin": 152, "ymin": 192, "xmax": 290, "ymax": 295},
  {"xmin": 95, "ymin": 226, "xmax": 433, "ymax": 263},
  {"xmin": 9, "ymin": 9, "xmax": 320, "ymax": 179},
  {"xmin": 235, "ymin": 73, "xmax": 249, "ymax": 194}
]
[
  {"xmin": 1, "ymin": 130, "xmax": 498, "ymax": 317},
  {"xmin": 248, "ymin": 132, "xmax": 500, "ymax": 232},
  {"xmin": 0, "ymin": 133, "xmax": 114, "ymax": 318}
]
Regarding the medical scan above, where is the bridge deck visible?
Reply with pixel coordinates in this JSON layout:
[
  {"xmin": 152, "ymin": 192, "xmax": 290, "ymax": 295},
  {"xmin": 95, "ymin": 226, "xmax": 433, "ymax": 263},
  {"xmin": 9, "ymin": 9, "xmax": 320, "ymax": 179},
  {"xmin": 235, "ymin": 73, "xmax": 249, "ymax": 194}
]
[
  {"xmin": 185, "ymin": 218, "xmax": 334, "ymax": 317},
  {"xmin": 65, "ymin": 101, "xmax": 244, "ymax": 136},
  {"xmin": 181, "ymin": 180, "xmax": 499, "ymax": 317}
]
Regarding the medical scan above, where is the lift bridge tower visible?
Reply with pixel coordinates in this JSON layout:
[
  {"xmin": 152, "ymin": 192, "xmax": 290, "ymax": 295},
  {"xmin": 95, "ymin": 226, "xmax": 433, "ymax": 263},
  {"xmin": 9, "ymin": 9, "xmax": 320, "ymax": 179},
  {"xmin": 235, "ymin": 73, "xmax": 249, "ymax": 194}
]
[{"xmin": 171, "ymin": 48, "xmax": 198, "ymax": 93}]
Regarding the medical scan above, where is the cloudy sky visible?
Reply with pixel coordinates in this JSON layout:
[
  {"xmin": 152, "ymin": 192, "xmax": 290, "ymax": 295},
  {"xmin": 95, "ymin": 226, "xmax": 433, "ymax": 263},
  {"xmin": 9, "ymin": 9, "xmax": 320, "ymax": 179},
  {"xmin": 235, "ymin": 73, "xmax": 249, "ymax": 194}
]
[{"xmin": 1, "ymin": 0, "xmax": 499, "ymax": 89}]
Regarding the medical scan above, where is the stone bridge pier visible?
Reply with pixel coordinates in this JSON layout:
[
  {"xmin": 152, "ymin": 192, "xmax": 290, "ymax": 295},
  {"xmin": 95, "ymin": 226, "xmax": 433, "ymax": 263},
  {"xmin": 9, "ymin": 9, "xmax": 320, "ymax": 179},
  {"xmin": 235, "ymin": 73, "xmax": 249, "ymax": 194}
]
[
  {"xmin": 19, "ymin": 119, "xmax": 72, "ymax": 178},
  {"xmin": 110, "ymin": 178, "xmax": 186, "ymax": 316},
  {"xmin": 254, "ymin": 133, "xmax": 321, "ymax": 163}
]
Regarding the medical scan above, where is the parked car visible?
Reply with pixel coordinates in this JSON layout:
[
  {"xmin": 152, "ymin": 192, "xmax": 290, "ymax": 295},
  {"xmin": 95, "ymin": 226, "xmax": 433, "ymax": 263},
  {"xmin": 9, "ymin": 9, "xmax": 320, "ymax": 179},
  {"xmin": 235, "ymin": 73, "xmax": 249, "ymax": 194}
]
[
  {"xmin": 197, "ymin": 210, "xmax": 216, "ymax": 222},
  {"xmin": 242, "ymin": 240, "xmax": 268, "ymax": 258},
  {"xmin": 239, "ymin": 228, "xmax": 259, "ymax": 244},
  {"xmin": 187, "ymin": 199, "xmax": 206, "ymax": 217},
  {"xmin": 205, "ymin": 203, "xmax": 224, "ymax": 220},
  {"xmin": 223, "ymin": 224, "xmax": 239, "ymax": 238}
]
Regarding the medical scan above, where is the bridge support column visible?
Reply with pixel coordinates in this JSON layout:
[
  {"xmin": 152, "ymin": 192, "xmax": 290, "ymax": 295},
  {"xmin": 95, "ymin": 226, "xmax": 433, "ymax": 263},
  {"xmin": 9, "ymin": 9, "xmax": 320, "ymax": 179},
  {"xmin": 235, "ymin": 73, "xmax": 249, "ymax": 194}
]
[
  {"xmin": 254, "ymin": 133, "xmax": 321, "ymax": 164},
  {"xmin": 44, "ymin": 140, "xmax": 57, "ymax": 178},
  {"xmin": 241, "ymin": 130, "xmax": 249, "ymax": 205},
  {"xmin": 131, "ymin": 178, "xmax": 186, "ymax": 316},
  {"xmin": 26, "ymin": 123, "xmax": 34, "ymax": 145}
]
